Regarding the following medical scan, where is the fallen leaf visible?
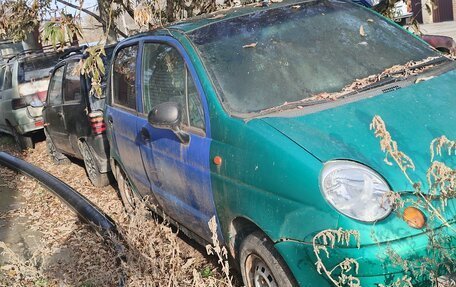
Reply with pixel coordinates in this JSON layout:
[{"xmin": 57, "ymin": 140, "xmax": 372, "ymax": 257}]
[
  {"xmin": 359, "ymin": 25, "xmax": 366, "ymax": 37},
  {"xmin": 292, "ymin": 4, "xmax": 301, "ymax": 9},
  {"xmin": 243, "ymin": 42, "xmax": 258, "ymax": 48},
  {"xmin": 358, "ymin": 41, "xmax": 368, "ymax": 46},
  {"xmin": 415, "ymin": 76, "xmax": 434, "ymax": 83},
  {"xmin": 209, "ymin": 14, "xmax": 225, "ymax": 20},
  {"xmin": 271, "ymin": 0, "xmax": 283, "ymax": 2},
  {"xmin": 367, "ymin": 18, "xmax": 374, "ymax": 23}
]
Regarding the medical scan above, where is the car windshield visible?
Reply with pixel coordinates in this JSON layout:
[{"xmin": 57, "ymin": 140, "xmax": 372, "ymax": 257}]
[
  {"xmin": 19, "ymin": 53, "xmax": 62, "ymax": 83},
  {"xmin": 188, "ymin": 0, "xmax": 438, "ymax": 115}
]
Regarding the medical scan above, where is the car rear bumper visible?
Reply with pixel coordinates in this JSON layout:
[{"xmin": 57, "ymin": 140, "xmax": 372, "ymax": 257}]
[
  {"xmin": 12, "ymin": 107, "xmax": 44, "ymax": 134},
  {"xmin": 274, "ymin": 225, "xmax": 456, "ymax": 287}
]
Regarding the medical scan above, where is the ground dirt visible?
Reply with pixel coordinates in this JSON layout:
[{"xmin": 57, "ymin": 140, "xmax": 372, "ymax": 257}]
[{"xmin": 0, "ymin": 135, "xmax": 236, "ymax": 287}]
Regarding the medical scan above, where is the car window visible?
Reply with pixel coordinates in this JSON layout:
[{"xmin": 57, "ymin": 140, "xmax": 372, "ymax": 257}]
[
  {"xmin": 64, "ymin": 61, "xmax": 82, "ymax": 103},
  {"xmin": 48, "ymin": 65, "xmax": 64, "ymax": 106},
  {"xmin": 18, "ymin": 53, "xmax": 61, "ymax": 83},
  {"xmin": 187, "ymin": 73, "xmax": 205, "ymax": 130},
  {"xmin": 112, "ymin": 45, "xmax": 137, "ymax": 110},
  {"xmin": 142, "ymin": 43, "xmax": 205, "ymax": 130},
  {"xmin": 189, "ymin": 0, "xmax": 437, "ymax": 114}
]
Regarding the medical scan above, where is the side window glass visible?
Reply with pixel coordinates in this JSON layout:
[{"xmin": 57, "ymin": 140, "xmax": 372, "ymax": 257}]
[
  {"xmin": 48, "ymin": 66, "xmax": 64, "ymax": 106},
  {"xmin": 142, "ymin": 43, "xmax": 205, "ymax": 130},
  {"xmin": 113, "ymin": 45, "xmax": 137, "ymax": 110},
  {"xmin": 187, "ymin": 71, "xmax": 205, "ymax": 130},
  {"xmin": 64, "ymin": 61, "xmax": 82, "ymax": 103},
  {"xmin": 143, "ymin": 44, "xmax": 185, "ymax": 113}
]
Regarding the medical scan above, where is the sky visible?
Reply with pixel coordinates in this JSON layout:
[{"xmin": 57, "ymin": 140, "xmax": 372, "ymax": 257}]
[{"xmin": 51, "ymin": 0, "xmax": 98, "ymax": 17}]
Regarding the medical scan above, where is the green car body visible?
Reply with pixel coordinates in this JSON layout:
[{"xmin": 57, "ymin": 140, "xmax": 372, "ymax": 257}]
[{"xmin": 108, "ymin": 0, "xmax": 456, "ymax": 285}]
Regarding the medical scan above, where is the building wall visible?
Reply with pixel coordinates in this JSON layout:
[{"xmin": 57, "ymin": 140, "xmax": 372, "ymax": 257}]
[
  {"xmin": 453, "ymin": 0, "xmax": 456, "ymax": 20},
  {"xmin": 421, "ymin": 0, "xmax": 433, "ymax": 23}
]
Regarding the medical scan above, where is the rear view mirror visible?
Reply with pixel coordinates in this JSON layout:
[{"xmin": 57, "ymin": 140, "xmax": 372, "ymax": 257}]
[
  {"xmin": 147, "ymin": 102, "xmax": 189, "ymax": 144},
  {"xmin": 148, "ymin": 102, "xmax": 181, "ymax": 130}
]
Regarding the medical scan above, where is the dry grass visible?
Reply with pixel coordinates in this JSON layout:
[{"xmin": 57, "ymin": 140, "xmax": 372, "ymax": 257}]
[{"xmin": 0, "ymin": 137, "xmax": 236, "ymax": 287}]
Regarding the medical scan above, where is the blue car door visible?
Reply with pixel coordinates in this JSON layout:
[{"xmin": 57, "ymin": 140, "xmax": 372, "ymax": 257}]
[
  {"xmin": 106, "ymin": 43, "xmax": 158, "ymax": 204},
  {"xmin": 137, "ymin": 40, "xmax": 217, "ymax": 241}
]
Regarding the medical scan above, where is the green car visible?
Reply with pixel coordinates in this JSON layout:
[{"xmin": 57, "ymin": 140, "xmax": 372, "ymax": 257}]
[{"xmin": 105, "ymin": 0, "xmax": 456, "ymax": 286}]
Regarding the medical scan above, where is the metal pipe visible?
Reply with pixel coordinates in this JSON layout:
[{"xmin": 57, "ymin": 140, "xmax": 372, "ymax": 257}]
[
  {"xmin": 0, "ymin": 151, "xmax": 117, "ymax": 235},
  {"xmin": 0, "ymin": 151, "xmax": 126, "ymax": 287}
]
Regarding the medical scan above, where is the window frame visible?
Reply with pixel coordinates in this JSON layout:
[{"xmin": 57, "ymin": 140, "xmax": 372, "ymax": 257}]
[
  {"xmin": 47, "ymin": 63, "xmax": 66, "ymax": 107},
  {"xmin": 0, "ymin": 65, "xmax": 5, "ymax": 97},
  {"xmin": 110, "ymin": 43, "xmax": 139, "ymax": 113},
  {"xmin": 2, "ymin": 63, "xmax": 14, "ymax": 91},
  {"xmin": 140, "ymin": 39, "xmax": 207, "ymax": 137}
]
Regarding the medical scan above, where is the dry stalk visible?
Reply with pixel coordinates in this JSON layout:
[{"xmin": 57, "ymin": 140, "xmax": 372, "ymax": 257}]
[
  {"xmin": 370, "ymin": 115, "xmax": 454, "ymax": 232},
  {"xmin": 312, "ymin": 228, "xmax": 361, "ymax": 287},
  {"xmin": 203, "ymin": 216, "xmax": 233, "ymax": 287}
]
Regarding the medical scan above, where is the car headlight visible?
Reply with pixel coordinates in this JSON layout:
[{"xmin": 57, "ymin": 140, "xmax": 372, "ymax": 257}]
[{"xmin": 320, "ymin": 160, "xmax": 392, "ymax": 222}]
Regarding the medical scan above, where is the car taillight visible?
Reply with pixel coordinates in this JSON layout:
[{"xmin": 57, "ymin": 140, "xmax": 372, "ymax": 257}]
[
  {"xmin": 89, "ymin": 111, "xmax": 106, "ymax": 135},
  {"xmin": 11, "ymin": 97, "xmax": 29, "ymax": 110}
]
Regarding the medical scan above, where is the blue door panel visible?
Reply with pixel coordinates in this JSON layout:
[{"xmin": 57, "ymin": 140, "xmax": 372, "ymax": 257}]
[
  {"xmin": 137, "ymin": 119, "xmax": 216, "ymax": 241},
  {"xmin": 106, "ymin": 106, "xmax": 151, "ymax": 198}
]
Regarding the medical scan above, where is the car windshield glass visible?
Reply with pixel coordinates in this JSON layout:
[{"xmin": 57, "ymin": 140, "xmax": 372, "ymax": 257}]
[
  {"xmin": 19, "ymin": 53, "xmax": 61, "ymax": 83},
  {"xmin": 188, "ymin": 0, "xmax": 438, "ymax": 115}
]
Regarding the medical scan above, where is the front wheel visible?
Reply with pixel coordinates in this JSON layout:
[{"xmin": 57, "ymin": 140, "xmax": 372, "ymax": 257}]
[
  {"xmin": 240, "ymin": 231, "xmax": 297, "ymax": 287},
  {"xmin": 80, "ymin": 142, "xmax": 110, "ymax": 187}
]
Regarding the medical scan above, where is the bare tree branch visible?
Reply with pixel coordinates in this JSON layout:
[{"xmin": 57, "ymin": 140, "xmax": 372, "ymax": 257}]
[{"xmin": 55, "ymin": 0, "xmax": 127, "ymax": 39}]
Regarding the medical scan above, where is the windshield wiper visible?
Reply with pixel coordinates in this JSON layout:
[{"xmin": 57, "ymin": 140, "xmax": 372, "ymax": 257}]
[
  {"xmin": 407, "ymin": 56, "xmax": 449, "ymax": 71},
  {"xmin": 250, "ymin": 98, "xmax": 331, "ymax": 118},
  {"xmin": 353, "ymin": 75, "xmax": 400, "ymax": 94}
]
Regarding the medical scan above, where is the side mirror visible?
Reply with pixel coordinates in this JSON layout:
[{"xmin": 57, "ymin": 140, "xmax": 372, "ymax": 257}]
[
  {"xmin": 147, "ymin": 102, "xmax": 189, "ymax": 144},
  {"xmin": 148, "ymin": 102, "xmax": 181, "ymax": 130}
]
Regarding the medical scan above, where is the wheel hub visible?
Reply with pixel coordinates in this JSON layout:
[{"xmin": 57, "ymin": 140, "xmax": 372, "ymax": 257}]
[{"xmin": 246, "ymin": 254, "xmax": 277, "ymax": 287}]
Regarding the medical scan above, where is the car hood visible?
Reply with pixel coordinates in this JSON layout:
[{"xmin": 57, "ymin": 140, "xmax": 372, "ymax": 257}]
[{"xmin": 261, "ymin": 69, "xmax": 456, "ymax": 192}]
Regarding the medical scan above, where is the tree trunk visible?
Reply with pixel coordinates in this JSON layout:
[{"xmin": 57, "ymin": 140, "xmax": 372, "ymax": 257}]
[
  {"xmin": 166, "ymin": 0, "xmax": 176, "ymax": 22},
  {"xmin": 22, "ymin": 25, "xmax": 42, "ymax": 51}
]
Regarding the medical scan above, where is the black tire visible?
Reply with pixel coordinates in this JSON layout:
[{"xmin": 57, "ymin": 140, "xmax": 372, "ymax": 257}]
[
  {"xmin": 80, "ymin": 142, "xmax": 110, "ymax": 187},
  {"xmin": 45, "ymin": 130, "xmax": 70, "ymax": 165},
  {"xmin": 240, "ymin": 231, "xmax": 297, "ymax": 287},
  {"xmin": 116, "ymin": 165, "xmax": 137, "ymax": 213},
  {"xmin": 9, "ymin": 124, "xmax": 33, "ymax": 150}
]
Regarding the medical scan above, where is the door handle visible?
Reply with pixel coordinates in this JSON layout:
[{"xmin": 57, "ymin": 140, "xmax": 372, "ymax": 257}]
[
  {"xmin": 57, "ymin": 111, "xmax": 63, "ymax": 118},
  {"xmin": 140, "ymin": 127, "xmax": 150, "ymax": 141},
  {"xmin": 107, "ymin": 115, "xmax": 113, "ymax": 126}
]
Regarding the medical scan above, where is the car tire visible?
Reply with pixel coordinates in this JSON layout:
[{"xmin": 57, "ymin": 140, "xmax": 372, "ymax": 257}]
[
  {"xmin": 116, "ymin": 165, "xmax": 137, "ymax": 213},
  {"xmin": 9, "ymin": 124, "xmax": 33, "ymax": 150},
  {"xmin": 45, "ymin": 130, "xmax": 70, "ymax": 165},
  {"xmin": 240, "ymin": 231, "xmax": 297, "ymax": 287},
  {"xmin": 80, "ymin": 142, "xmax": 110, "ymax": 187}
]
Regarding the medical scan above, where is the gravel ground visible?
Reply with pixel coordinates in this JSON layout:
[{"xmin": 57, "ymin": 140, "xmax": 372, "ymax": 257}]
[{"xmin": 0, "ymin": 135, "xmax": 234, "ymax": 287}]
